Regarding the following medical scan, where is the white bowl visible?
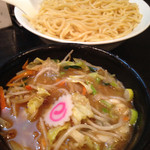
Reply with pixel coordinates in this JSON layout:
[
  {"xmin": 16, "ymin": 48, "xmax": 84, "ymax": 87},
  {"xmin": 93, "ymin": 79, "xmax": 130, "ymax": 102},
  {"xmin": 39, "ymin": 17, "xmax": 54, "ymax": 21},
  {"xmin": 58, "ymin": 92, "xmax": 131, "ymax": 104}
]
[{"xmin": 14, "ymin": 0, "xmax": 150, "ymax": 45}]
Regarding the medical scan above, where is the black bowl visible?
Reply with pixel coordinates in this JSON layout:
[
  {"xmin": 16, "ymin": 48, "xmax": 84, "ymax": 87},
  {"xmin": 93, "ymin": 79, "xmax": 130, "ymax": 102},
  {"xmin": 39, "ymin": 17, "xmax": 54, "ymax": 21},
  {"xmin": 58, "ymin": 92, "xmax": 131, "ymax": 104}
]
[{"xmin": 0, "ymin": 44, "xmax": 150, "ymax": 150}]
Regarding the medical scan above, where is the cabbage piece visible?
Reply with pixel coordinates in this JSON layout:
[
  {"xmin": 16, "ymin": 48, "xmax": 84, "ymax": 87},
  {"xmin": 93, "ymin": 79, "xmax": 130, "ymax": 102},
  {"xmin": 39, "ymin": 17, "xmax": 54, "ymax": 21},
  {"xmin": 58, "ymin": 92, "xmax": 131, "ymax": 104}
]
[
  {"xmin": 73, "ymin": 58, "xmax": 89, "ymax": 71},
  {"xmin": 85, "ymin": 136, "xmax": 100, "ymax": 150},
  {"xmin": 60, "ymin": 60, "xmax": 75, "ymax": 67},
  {"xmin": 71, "ymin": 93, "xmax": 94, "ymax": 124},
  {"xmin": 27, "ymin": 88, "xmax": 50, "ymax": 114},
  {"xmin": 47, "ymin": 123, "xmax": 70, "ymax": 145},
  {"xmin": 26, "ymin": 57, "xmax": 44, "ymax": 69},
  {"xmin": 37, "ymin": 87, "xmax": 50, "ymax": 97},
  {"xmin": 27, "ymin": 96, "xmax": 44, "ymax": 114},
  {"xmin": 70, "ymin": 129, "xmax": 85, "ymax": 146},
  {"xmin": 67, "ymin": 76, "xmax": 93, "ymax": 94},
  {"xmin": 102, "ymin": 73, "xmax": 120, "ymax": 88},
  {"xmin": 88, "ymin": 72, "xmax": 105, "ymax": 81}
]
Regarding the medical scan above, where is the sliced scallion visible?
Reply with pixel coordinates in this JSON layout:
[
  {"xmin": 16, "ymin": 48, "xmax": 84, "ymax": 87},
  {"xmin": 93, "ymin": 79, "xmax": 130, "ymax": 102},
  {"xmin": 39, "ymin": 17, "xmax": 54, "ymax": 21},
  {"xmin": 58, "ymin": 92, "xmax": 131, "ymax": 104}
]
[
  {"xmin": 124, "ymin": 88, "xmax": 134, "ymax": 101},
  {"xmin": 100, "ymin": 99, "xmax": 112, "ymax": 108},
  {"xmin": 102, "ymin": 108, "xmax": 109, "ymax": 113},
  {"xmin": 129, "ymin": 109, "xmax": 138, "ymax": 125},
  {"xmin": 110, "ymin": 81, "xmax": 117, "ymax": 87},
  {"xmin": 63, "ymin": 65, "xmax": 82, "ymax": 69},
  {"xmin": 91, "ymin": 84, "xmax": 97, "ymax": 95},
  {"xmin": 88, "ymin": 66, "xmax": 97, "ymax": 72}
]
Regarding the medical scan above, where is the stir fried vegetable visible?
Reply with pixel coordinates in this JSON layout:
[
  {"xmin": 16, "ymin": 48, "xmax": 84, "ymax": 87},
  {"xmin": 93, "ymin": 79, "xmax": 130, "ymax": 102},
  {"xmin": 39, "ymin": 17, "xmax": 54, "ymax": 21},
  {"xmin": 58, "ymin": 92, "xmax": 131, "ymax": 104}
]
[
  {"xmin": 26, "ymin": 57, "xmax": 44, "ymax": 70},
  {"xmin": 0, "ymin": 53, "xmax": 138, "ymax": 150},
  {"xmin": 0, "ymin": 86, "xmax": 6, "ymax": 109},
  {"xmin": 7, "ymin": 70, "xmax": 36, "ymax": 87},
  {"xmin": 85, "ymin": 136, "xmax": 100, "ymax": 150},
  {"xmin": 27, "ymin": 96, "xmax": 44, "ymax": 114},
  {"xmin": 67, "ymin": 76, "xmax": 93, "ymax": 94},
  {"xmin": 130, "ymin": 109, "xmax": 138, "ymax": 125},
  {"xmin": 27, "ymin": 88, "xmax": 50, "ymax": 116},
  {"xmin": 71, "ymin": 93, "xmax": 94, "ymax": 124},
  {"xmin": 124, "ymin": 88, "xmax": 134, "ymax": 101},
  {"xmin": 47, "ymin": 123, "xmax": 70, "ymax": 145},
  {"xmin": 70, "ymin": 129, "xmax": 85, "ymax": 146}
]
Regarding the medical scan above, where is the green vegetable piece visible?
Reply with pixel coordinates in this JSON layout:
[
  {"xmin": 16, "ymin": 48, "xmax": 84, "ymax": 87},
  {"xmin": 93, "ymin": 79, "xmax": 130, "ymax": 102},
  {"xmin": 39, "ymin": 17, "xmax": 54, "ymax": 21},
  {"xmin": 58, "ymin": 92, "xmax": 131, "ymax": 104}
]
[
  {"xmin": 63, "ymin": 65, "xmax": 82, "ymax": 69},
  {"xmin": 103, "ymin": 82, "xmax": 111, "ymax": 86},
  {"xmin": 96, "ymin": 77, "xmax": 101, "ymax": 84},
  {"xmin": 27, "ymin": 96, "xmax": 44, "ymax": 114},
  {"xmin": 94, "ymin": 142, "xmax": 100, "ymax": 150},
  {"xmin": 73, "ymin": 58, "xmax": 89, "ymax": 71},
  {"xmin": 53, "ymin": 59, "xmax": 60, "ymax": 63},
  {"xmin": 85, "ymin": 136, "xmax": 100, "ymax": 150},
  {"xmin": 110, "ymin": 81, "xmax": 117, "ymax": 87},
  {"xmin": 72, "ymin": 93, "xmax": 94, "ymax": 124},
  {"xmin": 130, "ymin": 109, "xmax": 138, "ymax": 125},
  {"xmin": 100, "ymin": 99, "xmax": 112, "ymax": 108},
  {"xmin": 88, "ymin": 72, "xmax": 104, "ymax": 83},
  {"xmin": 47, "ymin": 123, "xmax": 69, "ymax": 145},
  {"xmin": 102, "ymin": 108, "xmax": 109, "ymax": 113},
  {"xmin": 91, "ymin": 84, "xmax": 97, "ymax": 95},
  {"xmin": 85, "ymin": 136, "xmax": 94, "ymax": 149},
  {"xmin": 26, "ymin": 57, "xmax": 44, "ymax": 69},
  {"xmin": 60, "ymin": 72, "xmax": 65, "ymax": 75},
  {"xmin": 88, "ymin": 66, "xmax": 97, "ymax": 72},
  {"xmin": 67, "ymin": 77, "xmax": 93, "ymax": 94},
  {"xmin": 37, "ymin": 87, "xmax": 50, "ymax": 97},
  {"xmin": 124, "ymin": 88, "xmax": 134, "ymax": 101}
]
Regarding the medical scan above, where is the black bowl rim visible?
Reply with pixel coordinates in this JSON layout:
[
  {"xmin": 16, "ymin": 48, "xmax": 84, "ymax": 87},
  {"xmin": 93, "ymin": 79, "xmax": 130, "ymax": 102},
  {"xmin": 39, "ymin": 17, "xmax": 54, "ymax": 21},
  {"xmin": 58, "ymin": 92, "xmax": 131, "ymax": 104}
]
[
  {"xmin": 1, "ymin": 43, "xmax": 149, "ymax": 94},
  {"xmin": 0, "ymin": 43, "xmax": 150, "ymax": 150}
]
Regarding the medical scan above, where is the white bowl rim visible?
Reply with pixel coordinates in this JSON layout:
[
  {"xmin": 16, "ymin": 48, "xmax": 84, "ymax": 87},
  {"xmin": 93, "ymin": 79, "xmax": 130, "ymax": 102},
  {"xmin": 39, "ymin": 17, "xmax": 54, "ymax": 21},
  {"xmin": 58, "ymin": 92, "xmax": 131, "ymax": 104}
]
[{"xmin": 14, "ymin": 0, "xmax": 150, "ymax": 45}]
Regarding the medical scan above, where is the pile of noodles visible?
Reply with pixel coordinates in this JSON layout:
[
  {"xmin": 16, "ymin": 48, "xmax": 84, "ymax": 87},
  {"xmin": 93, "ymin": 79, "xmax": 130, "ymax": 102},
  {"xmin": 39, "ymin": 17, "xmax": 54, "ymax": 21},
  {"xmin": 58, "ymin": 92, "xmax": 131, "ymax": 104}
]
[{"xmin": 26, "ymin": 0, "xmax": 142, "ymax": 42}]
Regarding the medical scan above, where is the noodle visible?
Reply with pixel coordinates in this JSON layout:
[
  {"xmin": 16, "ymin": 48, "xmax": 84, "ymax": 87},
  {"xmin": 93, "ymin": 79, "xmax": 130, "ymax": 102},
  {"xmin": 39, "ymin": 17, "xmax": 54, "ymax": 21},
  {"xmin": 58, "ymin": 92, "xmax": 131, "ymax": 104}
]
[
  {"xmin": 39, "ymin": 117, "xmax": 49, "ymax": 150},
  {"xmin": 87, "ymin": 119, "xmax": 124, "ymax": 131},
  {"xmin": 27, "ymin": 0, "xmax": 142, "ymax": 42},
  {"xmin": 54, "ymin": 124, "xmax": 98, "ymax": 150},
  {"xmin": 91, "ymin": 106, "xmax": 113, "ymax": 121}
]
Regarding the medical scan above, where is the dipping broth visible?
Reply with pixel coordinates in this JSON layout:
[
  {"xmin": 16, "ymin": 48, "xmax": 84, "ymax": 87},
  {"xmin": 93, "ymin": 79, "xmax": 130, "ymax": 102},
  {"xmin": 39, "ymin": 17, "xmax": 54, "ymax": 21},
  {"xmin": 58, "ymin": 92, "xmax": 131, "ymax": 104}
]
[{"xmin": 0, "ymin": 52, "xmax": 138, "ymax": 150}]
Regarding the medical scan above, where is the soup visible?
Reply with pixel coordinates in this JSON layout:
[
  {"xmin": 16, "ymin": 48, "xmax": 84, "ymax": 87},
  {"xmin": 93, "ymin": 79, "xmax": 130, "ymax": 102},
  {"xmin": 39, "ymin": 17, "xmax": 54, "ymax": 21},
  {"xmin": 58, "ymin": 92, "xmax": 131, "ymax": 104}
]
[{"xmin": 0, "ymin": 51, "xmax": 138, "ymax": 150}]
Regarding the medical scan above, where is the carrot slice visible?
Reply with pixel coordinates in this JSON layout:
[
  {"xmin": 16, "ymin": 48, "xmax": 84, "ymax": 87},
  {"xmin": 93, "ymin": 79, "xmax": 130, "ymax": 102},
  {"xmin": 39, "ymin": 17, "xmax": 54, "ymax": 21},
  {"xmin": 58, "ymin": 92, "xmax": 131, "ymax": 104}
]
[
  {"xmin": 25, "ymin": 85, "xmax": 32, "ymax": 90},
  {"xmin": 82, "ymin": 86, "xmax": 86, "ymax": 95},
  {"xmin": 123, "ymin": 116, "xmax": 129, "ymax": 122},
  {"xmin": 55, "ymin": 78, "xmax": 66, "ymax": 87},
  {"xmin": 22, "ymin": 59, "xmax": 29, "ymax": 70},
  {"xmin": 0, "ymin": 86, "xmax": 6, "ymax": 109},
  {"xmin": 7, "ymin": 70, "xmax": 36, "ymax": 86},
  {"xmin": 58, "ymin": 80, "xmax": 66, "ymax": 87}
]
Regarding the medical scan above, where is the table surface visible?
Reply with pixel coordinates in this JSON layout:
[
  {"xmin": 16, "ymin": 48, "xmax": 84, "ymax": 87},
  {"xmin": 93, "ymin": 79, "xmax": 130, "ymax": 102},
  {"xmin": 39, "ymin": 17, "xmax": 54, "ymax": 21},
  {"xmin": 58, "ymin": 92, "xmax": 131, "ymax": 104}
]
[{"xmin": 0, "ymin": 1, "xmax": 150, "ymax": 150}]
